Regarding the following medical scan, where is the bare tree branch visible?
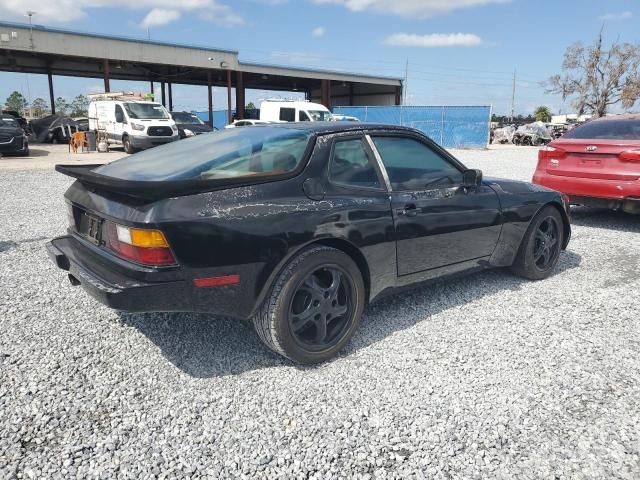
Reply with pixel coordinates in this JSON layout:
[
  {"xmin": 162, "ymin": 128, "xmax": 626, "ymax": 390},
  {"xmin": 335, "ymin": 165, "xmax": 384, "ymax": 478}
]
[{"xmin": 546, "ymin": 33, "xmax": 640, "ymax": 116}]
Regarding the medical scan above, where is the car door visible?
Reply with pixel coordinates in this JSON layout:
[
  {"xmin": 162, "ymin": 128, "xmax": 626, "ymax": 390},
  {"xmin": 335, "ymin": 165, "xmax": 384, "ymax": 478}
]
[
  {"xmin": 113, "ymin": 104, "xmax": 125, "ymax": 141},
  {"xmin": 368, "ymin": 133, "xmax": 502, "ymax": 276}
]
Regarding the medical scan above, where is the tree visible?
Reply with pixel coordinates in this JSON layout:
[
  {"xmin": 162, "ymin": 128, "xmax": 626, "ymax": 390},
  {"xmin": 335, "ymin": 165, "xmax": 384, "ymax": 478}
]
[
  {"xmin": 4, "ymin": 91, "xmax": 27, "ymax": 114},
  {"xmin": 31, "ymin": 98, "xmax": 50, "ymax": 117},
  {"xmin": 545, "ymin": 30, "xmax": 640, "ymax": 117},
  {"xmin": 534, "ymin": 106, "xmax": 552, "ymax": 122},
  {"xmin": 69, "ymin": 94, "xmax": 89, "ymax": 117},
  {"xmin": 246, "ymin": 102, "xmax": 256, "ymax": 110},
  {"xmin": 55, "ymin": 97, "xmax": 69, "ymax": 115}
]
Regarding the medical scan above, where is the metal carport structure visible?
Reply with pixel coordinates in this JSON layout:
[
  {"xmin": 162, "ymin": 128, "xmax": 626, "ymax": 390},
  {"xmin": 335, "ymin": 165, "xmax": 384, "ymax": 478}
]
[{"xmin": 0, "ymin": 21, "xmax": 403, "ymax": 126}]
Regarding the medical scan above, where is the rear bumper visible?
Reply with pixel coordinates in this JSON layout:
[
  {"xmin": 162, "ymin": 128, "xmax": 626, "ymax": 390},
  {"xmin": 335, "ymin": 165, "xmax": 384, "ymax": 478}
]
[
  {"xmin": 46, "ymin": 235, "xmax": 191, "ymax": 312},
  {"xmin": 533, "ymin": 172, "xmax": 640, "ymax": 213}
]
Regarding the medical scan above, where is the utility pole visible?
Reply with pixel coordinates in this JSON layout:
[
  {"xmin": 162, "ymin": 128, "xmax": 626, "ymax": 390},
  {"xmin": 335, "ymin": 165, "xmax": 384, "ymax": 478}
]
[
  {"xmin": 510, "ymin": 69, "xmax": 516, "ymax": 122},
  {"xmin": 26, "ymin": 11, "xmax": 35, "ymax": 49},
  {"xmin": 403, "ymin": 58, "xmax": 409, "ymax": 106}
]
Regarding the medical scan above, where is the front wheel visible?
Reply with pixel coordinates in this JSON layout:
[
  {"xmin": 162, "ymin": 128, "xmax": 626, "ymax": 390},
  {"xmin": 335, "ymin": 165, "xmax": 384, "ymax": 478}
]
[
  {"xmin": 510, "ymin": 206, "xmax": 564, "ymax": 280},
  {"xmin": 253, "ymin": 246, "xmax": 365, "ymax": 364},
  {"xmin": 123, "ymin": 135, "xmax": 135, "ymax": 154}
]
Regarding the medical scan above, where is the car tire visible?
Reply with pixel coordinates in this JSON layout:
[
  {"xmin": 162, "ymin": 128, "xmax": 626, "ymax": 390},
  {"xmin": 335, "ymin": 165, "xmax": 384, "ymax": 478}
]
[
  {"xmin": 19, "ymin": 146, "xmax": 29, "ymax": 157},
  {"xmin": 253, "ymin": 245, "xmax": 365, "ymax": 364},
  {"xmin": 123, "ymin": 135, "xmax": 135, "ymax": 154},
  {"xmin": 510, "ymin": 205, "xmax": 564, "ymax": 280}
]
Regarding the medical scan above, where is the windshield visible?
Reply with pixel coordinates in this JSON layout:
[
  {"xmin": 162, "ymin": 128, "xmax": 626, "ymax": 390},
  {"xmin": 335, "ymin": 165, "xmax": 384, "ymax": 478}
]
[
  {"xmin": 307, "ymin": 110, "xmax": 333, "ymax": 121},
  {"xmin": 0, "ymin": 118, "xmax": 20, "ymax": 128},
  {"xmin": 124, "ymin": 102, "xmax": 169, "ymax": 120},
  {"xmin": 172, "ymin": 112, "xmax": 204, "ymax": 125},
  {"xmin": 563, "ymin": 119, "xmax": 640, "ymax": 140},
  {"xmin": 95, "ymin": 126, "xmax": 312, "ymax": 181}
]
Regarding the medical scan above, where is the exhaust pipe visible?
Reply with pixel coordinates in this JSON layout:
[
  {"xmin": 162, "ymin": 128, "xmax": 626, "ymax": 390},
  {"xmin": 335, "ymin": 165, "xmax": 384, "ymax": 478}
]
[{"xmin": 68, "ymin": 274, "xmax": 81, "ymax": 286}]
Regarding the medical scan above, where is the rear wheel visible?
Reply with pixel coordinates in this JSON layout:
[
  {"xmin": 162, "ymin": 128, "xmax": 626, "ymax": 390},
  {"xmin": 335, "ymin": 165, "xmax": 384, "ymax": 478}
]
[
  {"xmin": 253, "ymin": 246, "xmax": 365, "ymax": 364},
  {"xmin": 510, "ymin": 206, "xmax": 564, "ymax": 280}
]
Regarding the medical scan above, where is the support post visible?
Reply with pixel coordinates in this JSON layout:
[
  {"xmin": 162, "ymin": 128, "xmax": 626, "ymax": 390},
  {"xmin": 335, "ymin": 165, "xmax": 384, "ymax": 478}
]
[
  {"xmin": 150, "ymin": 81, "xmax": 154, "ymax": 97},
  {"xmin": 160, "ymin": 81, "xmax": 166, "ymax": 107},
  {"xmin": 48, "ymin": 70, "xmax": 55, "ymax": 114},
  {"xmin": 168, "ymin": 82, "xmax": 173, "ymax": 111},
  {"xmin": 103, "ymin": 59, "xmax": 110, "ymax": 93},
  {"xmin": 207, "ymin": 71, "xmax": 213, "ymax": 128},
  {"xmin": 227, "ymin": 69, "xmax": 232, "ymax": 124},
  {"xmin": 395, "ymin": 86, "xmax": 401, "ymax": 106},
  {"xmin": 321, "ymin": 79, "xmax": 331, "ymax": 108},
  {"xmin": 235, "ymin": 71, "xmax": 245, "ymax": 120},
  {"xmin": 349, "ymin": 82, "xmax": 354, "ymax": 106}
]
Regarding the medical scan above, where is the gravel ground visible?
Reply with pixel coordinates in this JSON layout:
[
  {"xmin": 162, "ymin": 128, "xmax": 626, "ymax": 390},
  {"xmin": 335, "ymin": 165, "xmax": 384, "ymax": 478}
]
[{"xmin": 1, "ymin": 147, "xmax": 639, "ymax": 479}]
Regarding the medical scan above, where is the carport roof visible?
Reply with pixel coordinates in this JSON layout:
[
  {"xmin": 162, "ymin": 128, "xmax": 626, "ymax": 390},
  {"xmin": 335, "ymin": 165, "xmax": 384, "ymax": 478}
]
[{"xmin": 0, "ymin": 21, "xmax": 402, "ymax": 86}]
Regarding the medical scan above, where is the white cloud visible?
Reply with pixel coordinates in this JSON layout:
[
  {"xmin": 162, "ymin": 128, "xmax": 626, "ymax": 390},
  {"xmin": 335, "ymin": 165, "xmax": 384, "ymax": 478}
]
[
  {"xmin": 0, "ymin": 0, "xmax": 242, "ymax": 26},
  {"xmin": 312, "ymin": 26, "xmax": 325, "ymax": 37},
  {"xmin": 140, "ymin": 9, "xmax": 181, "ymax": 28},
  {"xmin": 599, "ymin": 11, "xmax": 632, "ymax": 21},
  {"xmin": 312, "ymin": 0, "xmax": 509, "ymax": 18},
  {"xmin": 384, "ymin": 33, "xmax": 484, "ymax": 48}
]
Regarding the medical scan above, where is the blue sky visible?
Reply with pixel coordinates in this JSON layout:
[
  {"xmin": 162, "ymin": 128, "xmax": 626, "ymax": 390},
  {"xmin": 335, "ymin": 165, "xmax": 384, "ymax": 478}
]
[{"xmin": 1, "ymin": 0, "xmax": 638, "ymax": 115}]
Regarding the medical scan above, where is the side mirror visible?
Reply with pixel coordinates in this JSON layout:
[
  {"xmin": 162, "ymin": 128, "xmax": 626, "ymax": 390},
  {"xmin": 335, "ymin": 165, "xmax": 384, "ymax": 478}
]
[{"xmin": 462, "ymin": 169, "xmax": 483, "ymax": 187}]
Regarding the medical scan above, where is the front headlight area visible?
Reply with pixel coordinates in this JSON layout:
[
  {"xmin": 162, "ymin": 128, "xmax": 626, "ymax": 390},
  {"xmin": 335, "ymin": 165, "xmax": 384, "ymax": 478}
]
[{"xmin": 130, "ymin": 123, "xmax": 146, "ymax": 132}]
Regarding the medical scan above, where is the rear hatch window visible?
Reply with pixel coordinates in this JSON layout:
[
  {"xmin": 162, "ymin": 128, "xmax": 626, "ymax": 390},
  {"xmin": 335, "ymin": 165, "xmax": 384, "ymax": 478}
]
[
  {"xmin": 547, "ymin": 119, "xmax": 640, "ymax": 181},
  {"xmin": 564, "ymin": 119, "xmax": 640, "ymax": 140},
  {"xmin": 95, "ymin": 127, "xmax": 312, "ymax": 181}
]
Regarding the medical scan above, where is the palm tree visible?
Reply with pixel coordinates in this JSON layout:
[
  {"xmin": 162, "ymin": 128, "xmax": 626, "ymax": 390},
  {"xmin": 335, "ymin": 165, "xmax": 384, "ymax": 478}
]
[{"xmin": 534, "ymin": 106, "xmax": 552, "ymax": 122}]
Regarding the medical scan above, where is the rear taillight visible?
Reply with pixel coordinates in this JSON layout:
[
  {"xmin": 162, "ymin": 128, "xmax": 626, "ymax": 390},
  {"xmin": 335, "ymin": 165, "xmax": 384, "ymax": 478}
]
[
  {"xmin": 106, "ymin": 222, "xmax": 176, "ymax": 266},
  {"xmin": 619, "ymin": 150, "xmax": 640, "ymax": 162},
  {"xmin": 538, "ymin": 145, "xmax": 566, "ymax": 162}
]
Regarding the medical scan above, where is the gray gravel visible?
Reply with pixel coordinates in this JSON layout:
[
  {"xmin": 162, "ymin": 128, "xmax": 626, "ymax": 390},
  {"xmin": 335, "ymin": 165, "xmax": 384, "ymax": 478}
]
[{"xmin": 1, "ymin": 147, "xmax": 639, "ymax": 479}]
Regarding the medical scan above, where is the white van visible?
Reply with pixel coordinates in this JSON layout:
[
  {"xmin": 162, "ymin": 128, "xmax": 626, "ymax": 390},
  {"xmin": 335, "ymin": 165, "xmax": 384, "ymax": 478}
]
[
  {"xmin": 259, "ymin": 100, "xmax": 333, "ymax": 123},
  {"xmin": 88, "ymin": 93, "xmax": 179, "ymax": 153}
]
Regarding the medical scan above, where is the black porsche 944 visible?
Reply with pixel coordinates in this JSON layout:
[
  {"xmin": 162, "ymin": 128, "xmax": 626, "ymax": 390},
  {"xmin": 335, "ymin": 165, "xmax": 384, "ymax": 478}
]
[{"xmin": 47, "ymin": 123, "xmax": 570, "ymax": 363}]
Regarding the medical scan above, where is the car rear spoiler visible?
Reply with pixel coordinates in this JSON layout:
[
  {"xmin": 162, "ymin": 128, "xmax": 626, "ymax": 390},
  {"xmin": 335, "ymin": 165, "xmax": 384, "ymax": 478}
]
[{"xmin": 55, "ymin": 164, "xmax": 284, "ymax": 201}]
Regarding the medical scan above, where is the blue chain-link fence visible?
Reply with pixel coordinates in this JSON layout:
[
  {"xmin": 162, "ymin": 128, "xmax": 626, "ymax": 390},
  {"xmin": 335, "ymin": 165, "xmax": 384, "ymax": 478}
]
[
  {"xmin": 196, "ymin": 105, "xmax": 491, "ymax": 149},
  {"xmin": 332, "ymin": 105, "xmax": 491, "ymax": 149}
]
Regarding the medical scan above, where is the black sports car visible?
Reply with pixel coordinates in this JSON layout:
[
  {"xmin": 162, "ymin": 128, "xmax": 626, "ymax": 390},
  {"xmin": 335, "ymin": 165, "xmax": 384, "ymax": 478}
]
[
  {"xmin": 170, "ymin": 111, "xmax": 215, "ymax": 138},
  {"xmin": 0, "ymin": 116, "xmax": 29, "ymax": 156},
  {"xmin": 47, "ymin": 123, "xmax": 571, "ymax": 363}
]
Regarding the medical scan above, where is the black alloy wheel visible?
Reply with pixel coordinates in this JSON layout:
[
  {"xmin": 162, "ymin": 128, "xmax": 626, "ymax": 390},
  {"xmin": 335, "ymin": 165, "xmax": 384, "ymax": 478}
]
[
  {"xmin": 289, "ymin": 266, "xmax": 354, "ymax": 351},
  {"xmin": 510, "ymin": 205, "xmax": 564, "ymax": 280},
  {"xmin": 253, "ymin": 246, "xmax": 365, "ymax": 364},
  {"xmin": 533, "ymin": 216, "xmax": 559, "ymax": 270}
]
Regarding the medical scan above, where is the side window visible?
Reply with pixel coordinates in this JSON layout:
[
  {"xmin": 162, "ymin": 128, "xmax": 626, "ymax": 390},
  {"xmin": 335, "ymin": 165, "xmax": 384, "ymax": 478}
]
[
  {"xmin": 115, "ymin": 105, "xmax": 125, "ymax": 123},
  {"xmin": 329, "ymin": 138, "xmax": 381, "ymax": 189},
  {"xmin": 371, "ymin": 136, "xmax": 462, "ymax": 191},
  {"xmin": 299, "ymin": 111, "xmax": 310, "ymax": 122},
  {"xmin": 279, "ymin": 108, "xmax": 295, "ymax": 122}
]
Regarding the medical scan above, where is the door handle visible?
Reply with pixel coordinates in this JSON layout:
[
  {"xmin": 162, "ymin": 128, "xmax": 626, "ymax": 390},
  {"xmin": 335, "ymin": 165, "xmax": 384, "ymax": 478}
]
[{"xmin": 397, "ymin": 203, "xmax": 418, "ymax": 217}]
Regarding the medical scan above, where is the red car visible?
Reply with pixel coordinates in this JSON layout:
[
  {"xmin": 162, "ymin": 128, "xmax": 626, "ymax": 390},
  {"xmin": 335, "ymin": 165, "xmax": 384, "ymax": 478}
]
[{"xmin": 533, "ymin": 115, "xmax": 640, "ymax": 214}]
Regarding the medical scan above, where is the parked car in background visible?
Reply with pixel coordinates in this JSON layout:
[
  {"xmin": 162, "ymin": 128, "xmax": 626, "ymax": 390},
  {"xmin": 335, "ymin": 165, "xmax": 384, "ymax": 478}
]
[
  {"xmin": 260, "ymin": 100, "xmax": 333, "ymax": 122},
  {"xmin": 225, "ymin": 119, "xmax": 272, "ymax": 128},
  {"xmin": 47, "ymin": 123, "xmax": 570, "ymax": 363},
  {"xmin": 533, "ymin": 115, "xmax": 640, "ymax": 214},
  {"xmin": 0, "ymin": 116, "xmax": 29, "ymax": 156},
  {"xmin": 29, "ymin": 115, "xmax": 79, "ymax": 144},
  {"xmin": 1, "ymin": 110, "xmax": 31, "ymax": 135},
  {"xmin": 333, "ymin": 114, "xmax": 360, "ymax": 122},
  {"xmin": 73, "ymin": 117, "xmax": 90, "ymax": 132},
  {"xmin": 88, "ymin": 93, "xmax": 179, "ymax": 154},
  {"xmin": 169, "ymin": 111, "xmax": 214, "ymax": 138}
]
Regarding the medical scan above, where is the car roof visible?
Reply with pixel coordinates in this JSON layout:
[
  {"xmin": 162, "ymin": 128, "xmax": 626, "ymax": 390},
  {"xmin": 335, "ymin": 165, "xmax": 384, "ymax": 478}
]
[{"xmin": 258, "ymin": 122, "xmax": 417, "ymax": 135}]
